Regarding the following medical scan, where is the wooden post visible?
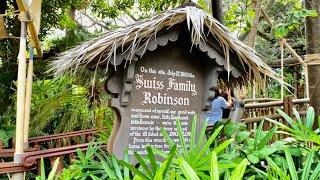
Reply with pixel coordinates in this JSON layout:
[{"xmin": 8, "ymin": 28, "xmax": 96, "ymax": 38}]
[
  {"xmin": 304, "ymin": 64, "xmax": 310, "ymax": 98},
  {"xmin": 283, "ymin": 95, "xmax": 293, "ymax": 121},
  {"xmin": 293, "ymin": 68, "xmax": 298, "ymax": 97},
  {"xmin": 283, "ymin": 95, "xmax": 293, "ymax": 138},
  {"xmin": 24, "ymin": 47, "xmax": 34, "ymax": 149},
  {"xmin": 12, "ymin": 18, "xmax": 27, "ymax": 180}
]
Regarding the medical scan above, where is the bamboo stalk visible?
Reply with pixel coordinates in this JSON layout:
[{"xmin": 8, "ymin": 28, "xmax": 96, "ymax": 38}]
[
  {"xmin": 280, "ymin": 39, "xmax": 284, "ymax": 99},
  {"xmin": 12, "ymin": 20, "xmax": 27, "ymax": 180},
  {"xmin": 23, "ymin": 48, "xmax": 34, "ymax": 149}
]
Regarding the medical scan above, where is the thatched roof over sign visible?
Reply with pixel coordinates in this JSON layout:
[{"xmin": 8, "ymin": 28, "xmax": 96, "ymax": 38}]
[{"xmin": 50, "ymin": 5, "xmax": 283, "ymax": 83}]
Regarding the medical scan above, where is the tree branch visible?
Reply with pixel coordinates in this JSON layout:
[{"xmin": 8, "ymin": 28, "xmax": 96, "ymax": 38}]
[{"xmin": 80, "ymin": 10, "xmax": 110, "ymax": 30}]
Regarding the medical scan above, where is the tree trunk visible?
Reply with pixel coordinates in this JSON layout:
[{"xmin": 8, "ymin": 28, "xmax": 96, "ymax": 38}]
[
  {"xmin": 306, "ymin": 0, "xmax": 320, "ymax": 115},
  {"xmin": 248, "ymin": 0, "xmax": 262, "ymax": 48},
  {"xmin": 211, "ymin": 0, "xmax": 223, "ymax": 23}
]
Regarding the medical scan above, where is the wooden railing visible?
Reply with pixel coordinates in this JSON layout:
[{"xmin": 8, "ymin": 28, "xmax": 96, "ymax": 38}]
[
  {"xmin": 243, "ymin": 96, "xmax": 309, "ymax": 140},
  {"xmin": 0, "ymin": 128, "xmax": 106, "ymax": 175}
]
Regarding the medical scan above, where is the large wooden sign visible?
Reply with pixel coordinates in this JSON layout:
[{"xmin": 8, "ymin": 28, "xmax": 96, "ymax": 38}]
[
  {"xmin": 125, "ymin": 46, "xmax": 203, "ymax": 155},
  {"xmin": 106, "ymin": 31, "xmax": 240, "ymax": 161}
]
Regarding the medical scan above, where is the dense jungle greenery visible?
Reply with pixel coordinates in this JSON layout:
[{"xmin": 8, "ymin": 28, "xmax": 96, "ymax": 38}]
[
  {"xmin": 39, "ymin": 107, "xmax": 320, "ymax": 179},
  {"xmin": 1, "ymin": 0, "xmax": 320, "ymax": 179}
]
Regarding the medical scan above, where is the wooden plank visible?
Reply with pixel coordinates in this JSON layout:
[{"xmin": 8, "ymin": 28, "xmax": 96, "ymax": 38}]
[{"xmin": 0, "ymin": 16, "xmax": 7, "ymax": 39}]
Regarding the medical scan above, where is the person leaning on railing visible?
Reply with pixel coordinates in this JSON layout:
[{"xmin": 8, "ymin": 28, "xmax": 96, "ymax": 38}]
[{"xmin": 205, "ymin": 88, "xmax": 232, "ymax": 126}]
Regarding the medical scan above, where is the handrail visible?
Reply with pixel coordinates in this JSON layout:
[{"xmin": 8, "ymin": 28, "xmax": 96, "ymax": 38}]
[
  {"xmin": 292, "ymin": 98, "xmax": 310, "ymax": 104},
  {"xmin": 22, "ymin": 143, "xmax": 106, "ymax": 168},
  {"xmin": 244, "ymin": 98, "xmax": 279, "ymax": 103},
  {"xmin": 244, "ymin": 111, "xmax": 307, "ymax": 123},
  {"xmin": 28, "ymin": 128, "xmax": 106, "ymax": 144},
  {"xmin": 0, "ymin": 162, "xmax": 34, "ymax": 174},
  {"xmin": 0, "ymin": 148, "xmax": 38, "ymax": 158},
  {"xmin": 1, "ymin": 128, "xmax": 105, "ymax": 158},
  {"xmin": 244, "ymin": 98, "xmax": 310, "ymax": 109},
  {"xmin": 244, "ymin": 100, "xmax": 283, "ymax": 109}
]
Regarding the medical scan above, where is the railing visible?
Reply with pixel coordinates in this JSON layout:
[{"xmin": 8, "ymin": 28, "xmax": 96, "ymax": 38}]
[
  {"xmin": 0, "ymin": 128, "xmax": 106, "ymax": 175},
  {"xmin": 243, "ymin": 96, "xmax": 309, "ymax": 140}
]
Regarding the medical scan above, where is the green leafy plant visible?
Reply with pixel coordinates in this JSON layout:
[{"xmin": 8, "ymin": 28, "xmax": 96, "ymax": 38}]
[
  {"xmin": 159, "ymin": 118, "xmax": 235, "ymax": 178},
  {"xmin": 59, "ymin": 143, "xmax": 130, "ymax": 180},
  {"xmin": 36, "ymin": 158, "xmax": 60, "ymax": 180},
  {"xmin": 284, "ymin": 148, "xmax": 320, "ymax": 180},
  {"xmin": 274, "ymin": 9, "xmax": 317, "ymax": 38},
  {"xmin": 266, "ymin": 106, "xmax": 320, "ymax": 146},
  {"xmin": 119, "ymin": 145, "xmax": 177, "ymax": 180}
]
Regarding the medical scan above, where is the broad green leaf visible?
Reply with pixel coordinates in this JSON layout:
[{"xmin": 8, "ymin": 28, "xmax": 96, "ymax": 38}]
[
  {"xmin": 310, "ymin": 162, "xmax": 320, "ymax": 180},
  {"xmin": 274, "ymin": 24, "xmax": 289, "ymax": 38},
  {"xmin": 224, "ymin": 122, "xmax": 239, "ymax": 138},
  {"xmin": 301, "ymin": 149, "xmax": 315, "ymax": 180},
  {"xmin": 196, "ymin": 119, "xmax": 209, "ymax": 150},
  {"xmin": 40, "ymin": 158, "xmax": 45, "ymax": 180},
  {"xmin": 213, "ymin": 138, "xmax": 234, "ymax": 154},
  {"xmin": 265, "ymin": 118, "xmax": 293, "ymax": 132},
  {"xmin": 230, "ymin": 158, "xmax": 248, "ymax": 180},
  {"xmin": 254, "ymin": 119, "xmax": 265, "ymax": 149},
  {"xmin": 176, "ymin": 119, "xmax": 188, "ymax": 157},
  {"xmin": 163, "ymin": 145, "xmax": 176, "ymax": 177},
  {"xmin": 160, "ymin": 128, "xmax": 176, "ymax": 155},
  {"xmin": 190, "ymin": 115, "xmax": 197, "ymax": 150},
  {"xmin": 123, "ymin": 150, "xmax": 130, "ymax": 180},
  {"xmin": 305, "ymin": 106, "xmax": 315, "ymax": 129},
  {"xmin": 210, "ymin": 151, "xmax": 219, "ymax": 180},
  {"xmin": 266, "ymin": 156, "xmax": 288, "ymax": 178},
  {"xmin": 258, "ymin": 126, "xmax": 277, "ymax": 149},
  {"xmin": 198, "ymin": 125, "xmax": 224, "ymax": 157},
  {"xmin": 146, "ymin": 146, "xmax": 157, "ymax": 174},
  {"xmin": 235, "ymin": 131, "xmax": 250, "ymax": 143},
  {"xmin": 48, "ymin": 158, "xmax": 60, "ymax": 180},
  {"xmin": 293, "ymin": 108, "xmax": 302, "ymax": 125},
  {"xmin": 247, "ymin": 154, "xmax": 259, "ymax": 164},
  {"xmin": 276, "ymin": 109, "xmax": 299, "ymax": 131},
  {"xmin": 284, "ymin": 148, "xmax": 298, "ymax": 180},
  {"xmin": 90, "ymin": 175, "xmax": 101, "ymax": 180},
  {"xmin": 112, "ymin": 155, "xmax": 123, "ymax": 180},
  {"xmin": 119, "ymin": 160, "xmax": 150, "ymax": 180},
  {"xmin": 224, "ymin": 169, "xmax": 230, "ymax": 180},
  {"xmin": 97, "ymin": 154, "xmax": 117, "ymax": 179},
  {"xmin": 134, "ymin": 152, "xmax": 152, "ymax": 177},
  {"xmin": 177, "ymin": 157, "xmax": 200, "ymax": 180}
]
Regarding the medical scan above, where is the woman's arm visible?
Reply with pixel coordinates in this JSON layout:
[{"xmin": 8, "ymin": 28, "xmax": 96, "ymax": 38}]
[{"xmin": 226, "ymin": 89, "xmax": 232, "ymax": 108}]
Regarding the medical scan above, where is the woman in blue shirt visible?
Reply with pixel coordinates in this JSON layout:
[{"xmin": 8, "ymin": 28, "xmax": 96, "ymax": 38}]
[{"xmin": 206, "ymin": 88, "xmax": 232, "ymax": 125}]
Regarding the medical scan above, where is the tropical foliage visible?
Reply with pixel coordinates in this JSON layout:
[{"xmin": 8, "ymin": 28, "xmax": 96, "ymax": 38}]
[{"xmin": 55, "ymin": 107, "xmax": 320, "ymax": 179}]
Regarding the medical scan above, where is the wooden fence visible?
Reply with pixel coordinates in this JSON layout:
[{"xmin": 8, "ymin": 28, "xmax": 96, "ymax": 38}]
[
  {"xmin": 243, "ymin": 96, "xmax": 309, "ymax": 140},
  {"xmin": 0, "ymin": 128, "xmax": 106, "ymax": 174}
]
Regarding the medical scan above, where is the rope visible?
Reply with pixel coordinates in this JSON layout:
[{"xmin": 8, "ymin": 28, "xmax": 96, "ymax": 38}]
[{"xmin": 18, "ymin": 12, "xmax": 31, "ymax": 22}]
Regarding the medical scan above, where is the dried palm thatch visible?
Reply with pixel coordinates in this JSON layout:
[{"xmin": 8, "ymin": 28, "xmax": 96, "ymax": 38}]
[{"xmin": 49, "ymin": 6, "xmax": 283, "ymax": 84}]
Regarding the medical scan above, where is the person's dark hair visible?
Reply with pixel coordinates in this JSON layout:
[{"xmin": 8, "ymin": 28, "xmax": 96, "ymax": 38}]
[{"xmin": 213, "ymin": 87, "xmax": 221, "ymax": 99}]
